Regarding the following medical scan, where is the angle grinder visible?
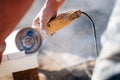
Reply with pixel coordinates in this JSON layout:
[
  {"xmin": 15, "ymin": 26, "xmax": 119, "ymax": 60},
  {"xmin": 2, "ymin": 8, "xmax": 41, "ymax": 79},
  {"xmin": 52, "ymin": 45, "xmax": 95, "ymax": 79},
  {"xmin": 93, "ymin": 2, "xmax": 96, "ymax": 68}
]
[{"xmin": 15, "ymin": 10, "xmax": 81, "ymax": 54}]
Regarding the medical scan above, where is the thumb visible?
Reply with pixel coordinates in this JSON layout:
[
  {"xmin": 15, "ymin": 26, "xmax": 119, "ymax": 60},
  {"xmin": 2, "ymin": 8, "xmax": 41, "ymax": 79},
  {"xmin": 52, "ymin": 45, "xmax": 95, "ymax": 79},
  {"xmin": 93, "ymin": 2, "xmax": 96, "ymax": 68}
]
[{"xmin": 32, "ymin": 18, "xmax": 40, "ymax": 28}]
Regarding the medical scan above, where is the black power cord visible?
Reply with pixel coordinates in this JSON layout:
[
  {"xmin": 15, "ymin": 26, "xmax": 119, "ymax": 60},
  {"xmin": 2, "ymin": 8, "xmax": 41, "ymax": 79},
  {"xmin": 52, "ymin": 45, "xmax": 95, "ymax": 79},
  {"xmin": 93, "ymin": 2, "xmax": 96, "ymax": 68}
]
[{"xmin": 81, "ymin": 11, "xmax": 98, "ymax": 58}]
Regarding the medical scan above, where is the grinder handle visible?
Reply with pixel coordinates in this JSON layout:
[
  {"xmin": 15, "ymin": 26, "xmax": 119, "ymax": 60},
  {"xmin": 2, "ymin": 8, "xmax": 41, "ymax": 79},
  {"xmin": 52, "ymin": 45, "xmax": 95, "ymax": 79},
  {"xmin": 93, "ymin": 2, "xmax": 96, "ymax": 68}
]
[{"xmin": 47, "ymin": 10, "xmax": 81, "ymax": 34}]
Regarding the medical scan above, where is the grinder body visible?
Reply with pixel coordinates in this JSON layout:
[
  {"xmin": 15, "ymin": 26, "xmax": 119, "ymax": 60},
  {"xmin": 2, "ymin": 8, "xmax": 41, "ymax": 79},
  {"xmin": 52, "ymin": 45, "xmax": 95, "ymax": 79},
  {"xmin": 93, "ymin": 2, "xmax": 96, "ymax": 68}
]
[{"xmin": 15, "ymin": 10, "xmax": 81, "ymax": 54}]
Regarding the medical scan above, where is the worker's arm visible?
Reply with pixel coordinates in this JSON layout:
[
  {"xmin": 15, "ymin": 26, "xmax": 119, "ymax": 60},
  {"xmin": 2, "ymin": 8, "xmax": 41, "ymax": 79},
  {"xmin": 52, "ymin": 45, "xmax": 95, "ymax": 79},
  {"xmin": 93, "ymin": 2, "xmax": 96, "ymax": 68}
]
[
  {"xmin": 0, "ymin": 0, "xmax": 34, "ymax": 63},
  {"xmin": 32, "ymin": 0, "xmax": 65, "ymax": 34}
]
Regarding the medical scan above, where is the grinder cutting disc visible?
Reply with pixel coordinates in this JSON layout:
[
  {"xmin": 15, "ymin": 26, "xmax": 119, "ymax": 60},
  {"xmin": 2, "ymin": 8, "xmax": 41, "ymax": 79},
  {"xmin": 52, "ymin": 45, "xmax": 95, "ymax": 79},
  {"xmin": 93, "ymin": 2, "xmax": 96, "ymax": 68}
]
[{"xmin": 15, "ymin": 27, "xmax": 42, "ymax": 54}]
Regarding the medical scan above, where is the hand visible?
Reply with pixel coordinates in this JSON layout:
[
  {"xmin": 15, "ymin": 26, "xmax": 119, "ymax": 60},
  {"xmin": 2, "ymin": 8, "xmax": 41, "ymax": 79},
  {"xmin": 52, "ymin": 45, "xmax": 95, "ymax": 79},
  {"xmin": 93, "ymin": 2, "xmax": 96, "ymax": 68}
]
[
  {"xmin": 32, "ymin": 0, "xmax": 65, "ymax": 35},
  {"xmin": 32, "ymin": 7, "xmax": 57, "ymax": 35}
]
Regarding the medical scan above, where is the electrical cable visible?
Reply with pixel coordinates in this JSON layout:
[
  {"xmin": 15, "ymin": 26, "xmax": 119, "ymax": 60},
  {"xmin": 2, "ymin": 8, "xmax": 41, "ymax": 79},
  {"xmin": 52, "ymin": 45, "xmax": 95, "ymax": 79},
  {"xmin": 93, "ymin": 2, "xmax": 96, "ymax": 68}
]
[{"xmin": 81, "ymin": 11, "xmax": 98, "ymax": 58}]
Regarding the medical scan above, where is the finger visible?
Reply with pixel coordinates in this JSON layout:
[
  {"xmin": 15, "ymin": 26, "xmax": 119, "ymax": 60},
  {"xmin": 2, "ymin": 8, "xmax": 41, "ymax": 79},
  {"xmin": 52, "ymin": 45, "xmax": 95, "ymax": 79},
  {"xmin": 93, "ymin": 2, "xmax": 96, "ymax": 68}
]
[
  {"xmin": 40, "ymin": 21, "xmax": 49, "ymax": 34},
  {"xmin": 32, "ymin": 17, "xmax": 40, "ymax": 28},
  {"xmin": 39, "ymin": 15, "xmax": 52, "ymax": 34}
]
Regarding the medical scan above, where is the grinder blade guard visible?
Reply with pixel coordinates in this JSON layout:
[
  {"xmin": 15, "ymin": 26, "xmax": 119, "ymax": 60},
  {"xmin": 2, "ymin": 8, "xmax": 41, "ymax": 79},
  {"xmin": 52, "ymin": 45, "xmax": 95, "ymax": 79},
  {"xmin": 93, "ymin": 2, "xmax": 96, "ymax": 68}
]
[{"xmin": 15, "ymin": 27, "xmax": 42, "ymax": 54}]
